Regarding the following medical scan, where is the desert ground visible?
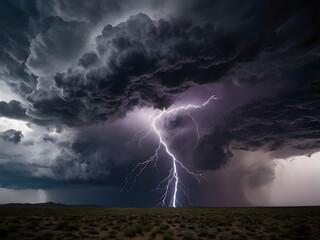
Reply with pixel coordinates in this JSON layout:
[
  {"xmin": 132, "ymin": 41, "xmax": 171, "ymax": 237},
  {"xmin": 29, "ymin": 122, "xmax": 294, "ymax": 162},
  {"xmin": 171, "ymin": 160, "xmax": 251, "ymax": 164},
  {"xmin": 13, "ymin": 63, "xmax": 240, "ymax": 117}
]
[{"xmin": 0, "ymin": 206, "xmax": 319, "ymax": 240}]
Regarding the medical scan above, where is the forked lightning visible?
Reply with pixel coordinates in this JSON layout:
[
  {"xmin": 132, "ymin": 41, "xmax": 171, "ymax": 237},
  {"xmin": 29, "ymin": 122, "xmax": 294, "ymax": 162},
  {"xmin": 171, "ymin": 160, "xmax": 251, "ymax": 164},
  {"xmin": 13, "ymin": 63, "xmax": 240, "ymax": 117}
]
[{"xmin": 122, "ymin": 94, "xmax": 218, "ymax": 207}]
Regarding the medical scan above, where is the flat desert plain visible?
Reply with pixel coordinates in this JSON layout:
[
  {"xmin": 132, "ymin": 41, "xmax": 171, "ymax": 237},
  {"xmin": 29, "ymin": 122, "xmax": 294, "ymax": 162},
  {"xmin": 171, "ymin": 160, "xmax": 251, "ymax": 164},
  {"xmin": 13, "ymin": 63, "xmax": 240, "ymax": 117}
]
[{"xmin": 0, "ymin": 207, "xmax": 319, "ymax": 240}]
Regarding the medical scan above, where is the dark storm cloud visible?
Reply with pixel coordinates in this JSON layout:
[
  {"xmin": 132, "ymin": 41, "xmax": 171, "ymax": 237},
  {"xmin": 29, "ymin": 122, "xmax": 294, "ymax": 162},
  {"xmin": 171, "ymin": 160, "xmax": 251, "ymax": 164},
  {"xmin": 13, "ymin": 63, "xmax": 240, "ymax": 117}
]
[
  {"xmin": 1, "ymin": 0, "xmax": 318, "ymax": 129},
  {"xmin": 0, "ymin": 0, "xmax": 319, "ymax": 206},
  {"xmin": 0, "ymin": 129, "xmax": 24, "ymax": 144},
  {"xmin": 0, "ymin": 100, "xmax": 28, "ymax": 120},
  {"xmin": 46, "ymin": 13, "xmax": 223, "ymax": 125},
  {"xmin": 26, "ymin": 17, "xmax": 91, "ymax": 77},
  {"xmin": 0, "ymin": 0, "xmax": 38, "ymax": 97},
  {"xmin": 36, "ymin": 0, "xmax": 125, "ymax": 24},
  {"xmin": 47, "ymin": 122, "xmax": 168, "ymax": 190},
  {"xmin": 20, "ymin": 0, "xmax": 319, "ymax": 130},
  {"xmin": 191, "ymin": 84, "xmax": 320, "ymax": 171}
]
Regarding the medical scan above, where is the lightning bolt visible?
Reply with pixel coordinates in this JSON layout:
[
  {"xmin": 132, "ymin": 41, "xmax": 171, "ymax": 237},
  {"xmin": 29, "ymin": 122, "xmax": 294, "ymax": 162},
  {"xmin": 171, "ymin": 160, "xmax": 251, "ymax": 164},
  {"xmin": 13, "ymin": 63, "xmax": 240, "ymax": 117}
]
[{"xmin": 122, "ymin": 94, "xmax": 219, "ymax": 207}]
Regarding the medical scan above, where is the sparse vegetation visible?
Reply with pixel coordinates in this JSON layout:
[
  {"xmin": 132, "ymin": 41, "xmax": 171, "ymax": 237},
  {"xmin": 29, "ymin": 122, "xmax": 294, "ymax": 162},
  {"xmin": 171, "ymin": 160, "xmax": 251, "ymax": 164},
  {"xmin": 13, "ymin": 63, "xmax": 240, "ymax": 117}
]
[
  {"xmin": 163, "ymin": 231, "xmax": 173, "ymax": 240},
  {"xmin": 219, "ymin": 231, "xmax": 231, "ymax": 240},
  {"xmin": 183, "ymin": 230, "xmax": 195, "ymax": 240},
  {"xmin": 0, "ymin": 206, "xmax": 319, "ymax": 239},
  {"xmin": 125, "ymin": 226, "xmax": 137, "ymax": 238}
]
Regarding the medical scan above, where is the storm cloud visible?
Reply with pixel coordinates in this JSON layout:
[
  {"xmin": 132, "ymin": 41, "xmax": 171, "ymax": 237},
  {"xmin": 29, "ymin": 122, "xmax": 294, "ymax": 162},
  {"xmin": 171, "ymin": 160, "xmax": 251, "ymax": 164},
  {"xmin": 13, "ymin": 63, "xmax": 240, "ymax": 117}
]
[
  {"xmin": 0, "ymin": 129, "xmax": 23, "ymax": 144},
  {"xmin": 0, "ymin": 0, "xmax": 319, "ymax": 206}
]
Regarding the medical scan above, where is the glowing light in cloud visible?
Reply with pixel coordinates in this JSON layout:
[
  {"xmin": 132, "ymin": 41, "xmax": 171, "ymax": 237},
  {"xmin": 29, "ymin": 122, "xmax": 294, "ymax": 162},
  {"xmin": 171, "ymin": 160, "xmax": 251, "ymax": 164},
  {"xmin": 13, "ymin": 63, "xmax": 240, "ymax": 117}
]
[{"xmin": 122, "ymin": 94, "xmax": 219, "ymax": 207}]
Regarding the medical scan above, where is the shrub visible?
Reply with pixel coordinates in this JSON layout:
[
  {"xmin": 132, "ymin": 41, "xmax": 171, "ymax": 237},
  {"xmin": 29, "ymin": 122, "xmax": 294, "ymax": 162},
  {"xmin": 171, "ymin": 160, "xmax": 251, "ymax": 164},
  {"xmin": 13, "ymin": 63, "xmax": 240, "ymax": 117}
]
[
  {"xmin": 42, "ymin": 231, "xmax": 54, "ymax": 239},
  {"xmin": 188, "ymin": 225, "xmax": 195, "ymax": 230},
  {"xmin": 80, "ymin": 232, "xmax": 89, "ymax": 238},
  {"xmin": 238, "ymin": 231, "xmax": 248, "ymax": 240},
  {"xmin": 183, "ymin": 230, "xmax": 195, "ymax": 240},
  {"xmin": 154, "ymin": 220, "xmax": 161, "ymax": 226},
  {"xmin": 160, "ymin": 224, "xmax": 169, "ymax": 230},
  {"xmin": 144, "ymin": 223, "xmax": 154, "ymax": 232},
  {"xmin": 125, "ymin": 226, "xmax": 137, "ymax": 238},
  {"xmin": 88, "ymin": 228, "xmax": 98, "ymax": 235},
  {"xmin": 0, "ymin": 227, "xmax": 8, "ymax": 238},
  {"xmin": 148, "ymin": 231, "xmax": 156, "ymax": 240},
  {"xmin": 66, "ymin": 223, "xmax": 79, "ymax": 231},
  {"xmin": 136, "ymin": 224, "xmax": 144, "ymax": 235},
  {"xmin": 101, "ymin": 225, "xmax": 108, "ymax": 231},
  {"xmin": 295, "ymin": 224, "xmax": 311, "ymax": 235},
  {"xmin": 269, "ymin": 232, "xmax": 277, "ymax": 240},
  {"xmin": 163, "ymin": 232, "xmax": 173, "ymax": 240},
  {"xmin": 219, "ymin": 231, "xmax": 232, "ymax": 240},
  {"xmin": 54, "ymin": 221, "xmax": 69, "ymax": 230},
  {"xmin": 198, "ymin": 229, "xmax": 208, "ymax": 237},
  {"xmin": 207, "ymin": 228, "xmax": 216, "ymax": 238},
  {"xmin": 65, "ymin": 232, "xmax": 77, "ymax": 238},
  {"xmin": 109, "ymin": 233, "xmax": 116, "ymax": 238}
]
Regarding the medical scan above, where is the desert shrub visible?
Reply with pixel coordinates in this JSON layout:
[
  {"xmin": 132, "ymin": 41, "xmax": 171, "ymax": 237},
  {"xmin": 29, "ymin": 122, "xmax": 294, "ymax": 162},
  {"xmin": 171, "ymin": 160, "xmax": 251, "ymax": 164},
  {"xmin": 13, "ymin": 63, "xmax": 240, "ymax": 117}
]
[
  {"xmin": 144, "ymin": 223, "xmax": 154, "ymax": 232},
  {"xmin": 256, "ymin": 233, "xmax": 264, "ymax": 239},
  {"xmin": 0, "ymin": 227, "xmax": 8, "ymax": 238},
  {"xmin": 266, "ymin": 225, "xmax": 278, "ymax": 232},
  {"xmin": 160, "ymin": 224, "xmax": 169, "ymax": 230},
  {"xmin": 109, "ymin": 233, "xmax": 116, "ymax": 238},
  {"xmin": 219, "ymin": 231, "xmax": 232, "ymax": 240},
  {"xmin": 125, "ymin": 226, "xmax": 137, "ymax": 238},
  {"xmin": 238, "ymin": 231, "xmax": 247, "ymax": 240},
  {"xmin": 177, "ymin": 231, "xmax": 183, "ymax": 237},
  {"xmin": 42, "ymin": 231, "xmax": 54, "ymax": 239},
  {"xmin": 187, "ymin": 218, "xmax": 195, "ymax": 223},
  {"xmin": 198, "ymin": 229, "xmax": 208, "ymax": 237},
  {"xmin": 136, "ymin": 224, "xmax": 144, "ymax": 235},
  {"xmin": 87, "ymin": 228, "xmax": 98, "ymax": 235},
  {"xmin": 148, "ymin": 230, "xmax": 156, "ymax": 240},
  {"xmin": 29, "ymin": 220, "xmax": 40, "ymax": 230},
  {"xmin": 279, "ymin": 230, "xmax": 291, "ymax": 239},
  {"xmin": 207, "ymin": 229, "xmax": 216, "ymax": 239},
  {"xmin": 8, "ymin": 224, "xmax": 20, "ymax": 232},
  {"xmin": 88, "ymin": 221, "xmax": 97, "ymax": 227},
  {"xmin": 54, "ymin": 221, "xmax": 69, "ymax": 230},
  {"xmin": 269, "ymin": 232, "xmax": 277, "ymax": 240},
  {"xmin": 163, "ymin": 232, "xmax": 173, "ymax": 240},
  {"xmin": 188, "ymin": 225, "xmax": 195, "ymax": 230},
  {"xmin": 65, "ymin": 232, "xmax": 77, "ymax": 238},
  {"xmin": 295, "ymin": 224, "xmax": 311, "ymax": 235},
  {"xmin": 113, "ymin": 225, "xmax": 121, "ymax": 230},
  {"xmin": 154, "ymin": 220, "xmax": 161, "ymax": 226},
  {"xmin": 183, "ymin": 230, "xmax": 195, "ymax": 240},
  {"xmin": 66, "ymin": 223, "xmax": 79, "ymax": 231},
  {"xmin": 101, "ymin": 225, "xmax": 108, "ymax": 231},
  {"xmin": 80, "ymin": 232, "xmax": 89, "ymax": 238},
  {"xmin": 150, "ymin": 230, "xmax": 157, "ymax": 237}
]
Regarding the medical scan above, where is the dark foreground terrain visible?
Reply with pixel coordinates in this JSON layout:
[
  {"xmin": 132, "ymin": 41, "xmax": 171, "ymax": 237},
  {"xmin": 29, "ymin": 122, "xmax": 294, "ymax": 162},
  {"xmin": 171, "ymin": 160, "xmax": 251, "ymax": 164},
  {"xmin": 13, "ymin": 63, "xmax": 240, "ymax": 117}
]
[{"xmin": 0, "ymin": 206, "xmax": 319, "ymax": 240}]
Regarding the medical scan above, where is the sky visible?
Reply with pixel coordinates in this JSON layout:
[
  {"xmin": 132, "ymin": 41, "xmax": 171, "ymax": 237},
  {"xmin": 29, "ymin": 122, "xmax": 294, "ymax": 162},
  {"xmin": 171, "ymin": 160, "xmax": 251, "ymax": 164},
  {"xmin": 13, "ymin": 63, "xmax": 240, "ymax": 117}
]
[{"xmin": 0, "ymin": 0, "xmax": 319, "ymax": 207}]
